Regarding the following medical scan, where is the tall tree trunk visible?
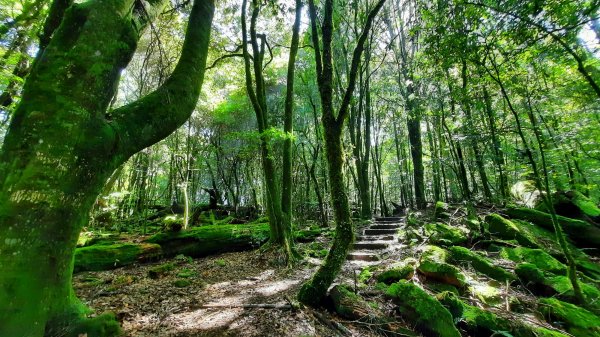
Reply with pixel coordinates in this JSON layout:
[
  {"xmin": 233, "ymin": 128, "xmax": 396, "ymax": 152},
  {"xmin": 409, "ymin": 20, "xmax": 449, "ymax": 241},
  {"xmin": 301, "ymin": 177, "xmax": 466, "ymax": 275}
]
[
  {"xmin": 281, "ymin": 0, "xmax": 303, "ymax": 242},
  {"xmin": 483, "ymin": 87, "xmax": 508, "ymax": 202},
  {"xmin": 0, "ymin": 0, "xmax": 214, "ymax": 334},
  {"xmin": 461, "ymin": 60, "xmax": 491, "ymax": 201},
  {"xmin": 299, "ymin": 0, "xmax": 386, "ymax": 307}
]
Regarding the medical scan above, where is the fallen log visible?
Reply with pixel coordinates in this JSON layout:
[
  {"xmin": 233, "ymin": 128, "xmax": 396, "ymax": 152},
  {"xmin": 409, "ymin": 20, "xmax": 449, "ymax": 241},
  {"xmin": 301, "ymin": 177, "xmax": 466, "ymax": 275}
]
[
  {"xmin": 145, "ymin": 223, "xmax": 270, "ymax": 257},
  {"xmin": 506, "ymin": 206, "xmax": 600, "ymax": 248},
  {"xmin": 74, "ymin": 243, "xmax": 162, "ymax": 272}
]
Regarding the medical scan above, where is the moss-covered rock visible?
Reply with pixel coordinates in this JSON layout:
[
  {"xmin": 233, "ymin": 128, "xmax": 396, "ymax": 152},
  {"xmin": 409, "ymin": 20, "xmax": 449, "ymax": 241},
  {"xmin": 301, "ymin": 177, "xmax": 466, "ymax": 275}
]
[
  {"xmin": 506, "ymin": 206, "xmax": 600, "ymax": 248},
  {"xmin": 468, "ymin": 281, "xmax": 503, "ymax": 306},
  {"xmin": 385, "ymin": 281, "xmax": 461, "ymax": 337},
  {"xmin": 539, "ymin": 191, "xmax": 600, "ymax": 225},
  {"xmin": 148, "ymin": 262, "xmax": 175, "ymax": 279},
  {"xmin": 539, "ymin": 298, "xmax": 600, "ymax": 337},
  {"xmin": 146, "ymin": 223, "xmax": 270, "ymax": 257},
  {"xmin": 515, "ymin": 263, "xmax": 600, "ymax": 304},
  {"xmin": 425, "ymin": 222, "xmax": 468, "ymax": 246},
  {"xmin": 418, "ymin": 246, "xmax": 466, "ymax": 288},
  {"xmin": 499, "ymin": 247, "xmax": 566, "ymax": 274},
  {"xmin": 74, "ymin": 243, "xmax": 162, "ymax": 272},
  {"xmin": 448, "ymin": 246, "xmax": 515, "ymax": 282},
  {"xmin": 437, "ymin": 292, "xmax": 570, "ymax": 337},
  {"xmin": 485, "ymin": 213, "xmax": 538, "ymax": 247},
  {"xmin": 331, "ymin": 285, "xmax": 418, "ymax": 336},
  {"xmin": 376, "ymin": 263, "xmax": 415, "ymax": 285},
  {"xmin": 434, "ymin": 201, "xmax": 451, "ymax": 219},
  {"xmin": 172, "ymin": 279, "xmax": 191, "ymax": 288}
]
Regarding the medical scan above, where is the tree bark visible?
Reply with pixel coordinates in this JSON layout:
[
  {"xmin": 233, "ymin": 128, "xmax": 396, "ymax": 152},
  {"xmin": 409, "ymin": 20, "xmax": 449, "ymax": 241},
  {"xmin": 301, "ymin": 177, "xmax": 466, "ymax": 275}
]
[
  {"xmin": 0, "ymin": 0, "xmax": 214, "ymax": 335},
  {"xmin": 298, "ymin": 0, "xmax": 386, "ymax": 307}
]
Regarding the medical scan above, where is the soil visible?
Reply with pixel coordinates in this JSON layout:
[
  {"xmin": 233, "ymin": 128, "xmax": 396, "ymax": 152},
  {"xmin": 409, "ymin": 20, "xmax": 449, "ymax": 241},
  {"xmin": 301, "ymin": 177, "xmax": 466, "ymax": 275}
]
[{"xmin": 74, "ymin": 243, "xmax": 386, "ymax": 337}]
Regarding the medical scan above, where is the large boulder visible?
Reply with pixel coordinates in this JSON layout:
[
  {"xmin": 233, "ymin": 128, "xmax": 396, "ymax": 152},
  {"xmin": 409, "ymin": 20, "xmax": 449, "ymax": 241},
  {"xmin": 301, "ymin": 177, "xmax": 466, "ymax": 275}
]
[
  {"xmin": 538, "ymin": 191, "xmax": 600, "ymax": 226},
  {"xmin": 384, "ymin": 281, "xmax": 461, "ymax": 337},
  {"xmin": 484, "ymin": 213, "xmax": 537, "ymax": 247},
  {"xmin": 418, "ymin": 246, "xmax": 466, "ymax": 288},
  {"xmin": 425, "ymin": 222, "xmax": 468, "ymax": 246}
]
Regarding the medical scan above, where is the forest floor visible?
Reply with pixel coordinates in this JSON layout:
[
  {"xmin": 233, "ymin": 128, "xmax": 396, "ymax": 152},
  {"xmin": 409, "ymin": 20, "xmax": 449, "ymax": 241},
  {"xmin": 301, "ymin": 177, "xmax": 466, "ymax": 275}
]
[
  {"xmin": 74, "ymin": 205, "xmax": 600, "ymax": 337},
  {"xmin": 74, "ymin": 238, "xmax": 390, "ymax": 337}
]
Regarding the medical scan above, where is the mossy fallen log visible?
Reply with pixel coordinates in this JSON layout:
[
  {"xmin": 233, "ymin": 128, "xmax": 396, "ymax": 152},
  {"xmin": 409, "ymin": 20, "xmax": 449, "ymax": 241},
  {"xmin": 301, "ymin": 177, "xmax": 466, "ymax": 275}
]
[
  {"xmin": 538, "ymin": 298, "xmax": 600, "ymax": 337},
  {"xmin": 515, "ymin": 263, "xmax": 600, "ymax": 305},
  {"xmin": 74, "ymin": 243, "xmax": 162, "ymax": 272},
  {"xmin": 506, "ymin": 206, "xmax": 600, "ymax": 248},
  {"xmin": 146, "ymin": 223, "xmax": 270, "ymax": 257},
  {"xmin": 437, "ymin": 292, "xmax": 569, "ymax": 337},
  {"xmin": 384, "ymin": 281, "xmax": 461, "ymax": 337}
]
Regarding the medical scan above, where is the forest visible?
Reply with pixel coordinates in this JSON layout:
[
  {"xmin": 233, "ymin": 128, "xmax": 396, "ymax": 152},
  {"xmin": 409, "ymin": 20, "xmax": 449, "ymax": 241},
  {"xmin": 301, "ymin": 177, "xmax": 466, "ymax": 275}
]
[{"xmin": 0, "ymin": 0, "xmax": 599, "ymax": 336}]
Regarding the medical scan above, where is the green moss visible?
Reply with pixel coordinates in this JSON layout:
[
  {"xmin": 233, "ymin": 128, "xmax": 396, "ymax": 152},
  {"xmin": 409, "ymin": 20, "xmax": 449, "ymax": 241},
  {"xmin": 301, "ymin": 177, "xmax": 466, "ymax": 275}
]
[
  {"xmin": 385, "ymin": 281, "xmax": 461, "ymax": 337},
  {"xmin": 177, "ymin": 268, "xmax": 197, "ymax": 278},
  {"xmin": 172, "ymin": 279, "xmax": 191, "ymax": 288},
  {"xmin": 437, "ymin": 291, "xmax": 569, "ymax": 337},
  {"xmin": 448, "ymin": 246, "xmax": 515, "ymax": 282},
  {"xmin": 376, "ymin": 264, "xmax": 415, "ymax": 285},
  {"xmin": 485, "ymin": 213, "xmax": 538, "ymax": 247},
  {"xmin": 148, "ymin": 262, "xmax": 175, "ymax": 279},
  {"xmin": 146, "ymin": 223, "xmax": 270, "ymax": 257},
  {"xmin": 539, "ymin": 298, "xmax": 600, "ymax": 337},
  {"xmin": 515, "ymin": 263, "xmax": 600, "ymax": 304},
  {"xmin": 434, "ymin": 201, "xmax": 451, "ymax": 219},
  {"xmin": 358, "ymin": 266, "xmax": 374, "ymax": 284},
  {"xmin": 65, "ymin": 312, "xmax": 122, "ymax": 337},
  {"xmin": 215, "ymin": 259, "xmax": 227, "ymax": 267},
  {"xmin": 74, "ymin": 242, "xmax": 162, "ymax": 272},
  {"xmin": 427, "ymin": 282, "xmax": 460, "ymax": 295},
  {"xmin": 295, "ymin": 228, "xmax": 324, "ymax": 242},
  {"xmin": 499, "ymin": 247, "xmax": 566, "ymax": 274},
  {"xmin": 469, "ymin": 281, "xmax": 502, "ymax": 306},
  {"xmin": 418, "ymin": 246, "xmax": 466, "ymax": 288},
  {"xmin": 506, "ymin": 206, "xmax": 600, "ymax": 247},
  {"xmin": 425, "ymin": 222, "xmax": 468, "ymax": 246},
  {"xmin": 515, "ymin": 263, "xmax": 545, "ymax": 283}
]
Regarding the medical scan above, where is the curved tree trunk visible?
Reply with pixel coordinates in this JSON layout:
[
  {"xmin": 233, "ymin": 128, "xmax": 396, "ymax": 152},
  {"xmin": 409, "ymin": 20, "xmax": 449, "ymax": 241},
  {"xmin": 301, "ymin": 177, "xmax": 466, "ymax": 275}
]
[{"xmin": 0, "ymin": 0, "xmax": 214, "ymax": 335}]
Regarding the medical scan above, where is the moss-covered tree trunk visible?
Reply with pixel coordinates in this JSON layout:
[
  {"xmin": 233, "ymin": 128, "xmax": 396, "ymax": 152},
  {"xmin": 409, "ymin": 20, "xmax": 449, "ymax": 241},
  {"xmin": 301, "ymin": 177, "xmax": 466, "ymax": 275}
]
[
  {"xmin": 240, "ymin": 0, "xmax": 294, "ymax": 259},
  {"xmin": 0, "ymin": 0, "xmax": 214, "ymax": 335},
  {"xmin": 299, "ymin": 0, "xmax": 386, "ymax": 307}
]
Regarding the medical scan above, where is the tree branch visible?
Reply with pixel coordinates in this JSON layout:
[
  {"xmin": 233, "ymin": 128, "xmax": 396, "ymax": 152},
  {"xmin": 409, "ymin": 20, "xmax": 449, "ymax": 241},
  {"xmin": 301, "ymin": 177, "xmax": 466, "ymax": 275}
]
[{"xmin": 110, "ymin": 0, "xmax": 215, "ymax": 160}]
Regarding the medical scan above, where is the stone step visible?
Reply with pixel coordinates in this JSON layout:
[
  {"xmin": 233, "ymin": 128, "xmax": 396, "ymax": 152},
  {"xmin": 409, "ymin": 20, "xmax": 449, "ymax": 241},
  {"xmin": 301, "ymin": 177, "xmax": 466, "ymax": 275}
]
[
  {"xmin": 356, "ymin": 235, "xmax": 395, "ymax": 242},
  {"xmin": 347, "ymin": 253, "xmax": 381, "ymax": 262},
  {"xmin": 364, "ymin": 228, "xmax": 398, "ymax": 235},
  {"xmin": 353, "ymin": 242, "xmax": 389, "ymax": 250},
  {"xmin": 375, "ymin": 217, "xmax": 404, "ymax": 223},
  {"xmin": 370, "ymin": 224, "xmax": 401, "ymax": 230}
]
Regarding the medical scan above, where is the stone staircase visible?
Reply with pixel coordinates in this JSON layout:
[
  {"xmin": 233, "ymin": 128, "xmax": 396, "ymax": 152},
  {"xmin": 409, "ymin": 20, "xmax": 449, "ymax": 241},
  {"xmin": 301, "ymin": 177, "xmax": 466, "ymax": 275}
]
[{"xmin": 347, "ymin": 216, "xmax": 405, "ymax": 263}]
